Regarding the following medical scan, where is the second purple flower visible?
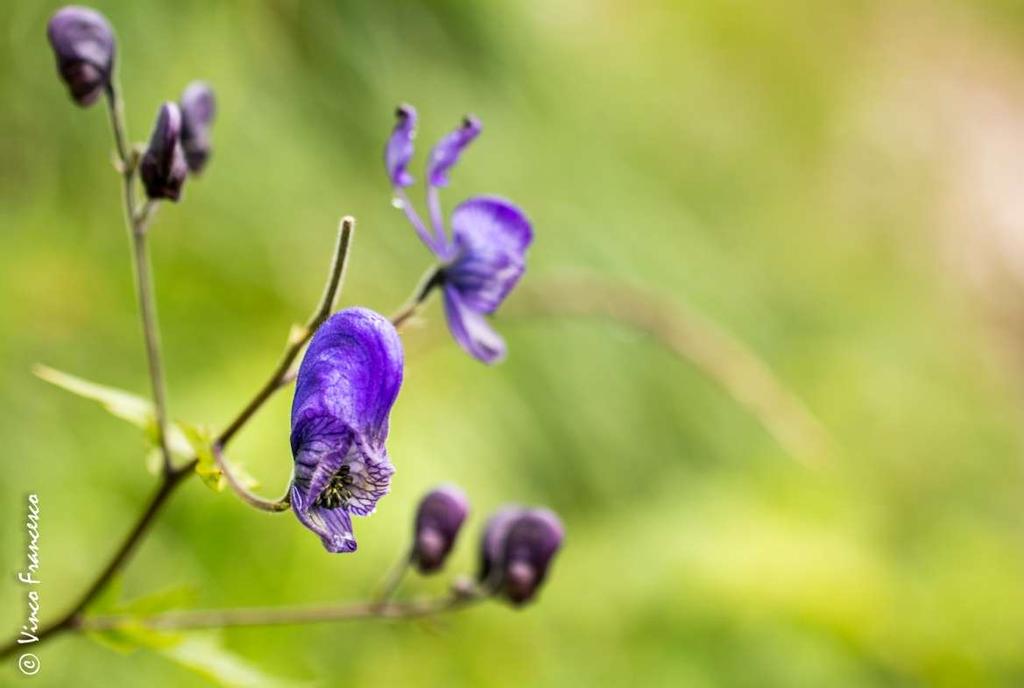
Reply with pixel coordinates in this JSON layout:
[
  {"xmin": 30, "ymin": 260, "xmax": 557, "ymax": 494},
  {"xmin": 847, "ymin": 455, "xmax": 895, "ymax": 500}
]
[{"xmin": 384, "ymin": 106, "xmax": 533, "ymax": 365}]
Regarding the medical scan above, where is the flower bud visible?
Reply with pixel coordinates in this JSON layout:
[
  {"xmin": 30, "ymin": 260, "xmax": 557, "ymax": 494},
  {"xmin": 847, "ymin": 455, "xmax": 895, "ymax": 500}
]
[
  {"xmin": 501, "ymin": 509, "xmax": 564, "ymax": 605},
  {"xmin": 478, "ymin": 507, "xmax": 564, "ymax": 606},
  {"xmin": 412, "ymin": 485, "xmax": 469, "ymax": 573},
  {"xmin": 179, "ymin": 81, "xmax": 216, "ymax": 173},
  {"xmin": 46, "ymin": 6, "xmax": 115, "ymax": 107},
  {"xmin": 140, "ymin": 102, "xmax": 188, "ymax": 202}
]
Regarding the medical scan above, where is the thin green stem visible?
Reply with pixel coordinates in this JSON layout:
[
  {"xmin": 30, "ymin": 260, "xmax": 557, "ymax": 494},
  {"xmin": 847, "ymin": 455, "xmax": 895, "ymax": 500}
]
[
  {"xmin": 214, "ymin": 217, "xmax": 354, "ymax": 448},
  {"xmin": 391, "ymin": 264, "xmax": 443, "ymax": 328},
  {"xmin": 374, "ymin": 548, "xmax": 413, "ymax": 606},
  {"xmin": 213, "ymin": 445, "xmax": 290, "ymax": 512}
]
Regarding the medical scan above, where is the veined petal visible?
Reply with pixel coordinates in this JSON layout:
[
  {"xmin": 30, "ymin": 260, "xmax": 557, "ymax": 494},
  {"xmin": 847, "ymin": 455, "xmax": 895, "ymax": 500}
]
[
  {"xmin": 290, "ymin": 483, "xmax": 358, "ymax": 553},
  {"xmin": 447, "ymin": 196, "xmax": 532, "ymax": 313},
  {"xmin": 291, "ymin": 308, "xmax": 404, "ymax": 445},
  {"xmin": 385, "ymin": 104, "xmax": 417, "ymax": 188},
  {"xmin": 442, "ymin": 285, "xmax": 507, "ymax": 365},
  {"xmin": 427, "ymin": 115, "xmax": 482, "ymax": 188}
]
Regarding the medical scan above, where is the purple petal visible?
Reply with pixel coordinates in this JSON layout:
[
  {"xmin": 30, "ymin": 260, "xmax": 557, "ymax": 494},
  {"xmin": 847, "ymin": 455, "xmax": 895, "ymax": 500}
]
[
  {"xmin": 290, "ymin": 483, "xmax": 358, "ymax": 553},
  {"xmin": 292, "ymin": 308, "xmax": 404, "ymax": 445},
  {"xmin": 502, "ymin": 509, "xmax": 564, "ymax": 604},
  {"xmin": 290, "ymin": 308, "xmax": 404, "ymax": 553},
  {"xmin": 140, "ymin": 102, "xmax": 188, "ymax": 202},
  {"xmin": 385, "ymin": 105, "xmax": 417, "ymax": 188},
  {"xmin": 413, "ymin": 485, "xmax": 470, "ymax": 573},
  {"xmin": 477, "ymin": 506, "xmax": 524, "ymax": 584},
  {"xmin": 427, "ymin": 115, "xmax": 482, "ymax": 188},
  {"xmin": 47, "ymin": 6, "xmax": 115, "ymax": 107},
  {"xmin": 442, "ymin": 285, "xmax": 507, "ymax": 365},
  {"xmin": 446, "ymin": 196, "xmax": 532, "ymax": 313},
  {"xmin": 179, "ymin": 81, "xmax": 216, "ymax": 173}
]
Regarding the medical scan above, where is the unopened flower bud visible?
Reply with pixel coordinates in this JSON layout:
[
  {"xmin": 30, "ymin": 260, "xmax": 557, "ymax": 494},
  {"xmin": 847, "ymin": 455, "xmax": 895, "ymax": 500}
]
[
  {"xmin": 412, "ymin": 485, "xmax": 468, "ymax": 573},
  {"xmin": 179, "ymin": 81, "xmax": 216, "ymax": 173},
  {"xmin": 479, "ymin": 507, "xmax": 564, "ymax": 606},
  {"xmin": 140, "ymin": 102, "xmax": 188, "ymax": 202},
  {"xmin": 46, "ymin": 6, "xmax": 115, "ymax": 107}
]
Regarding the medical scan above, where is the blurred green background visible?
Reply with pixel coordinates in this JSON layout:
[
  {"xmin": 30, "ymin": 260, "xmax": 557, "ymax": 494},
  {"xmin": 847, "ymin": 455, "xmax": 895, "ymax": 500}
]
[{"xmin": 4, "ymin": 0, "xmax": 1024, "ymax": 685}]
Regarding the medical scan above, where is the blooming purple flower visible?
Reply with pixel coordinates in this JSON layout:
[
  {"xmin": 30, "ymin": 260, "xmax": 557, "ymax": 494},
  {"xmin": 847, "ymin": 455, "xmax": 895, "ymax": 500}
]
[
  {"xmin": 290, "ymin": 308, "xmax": 404, "ymax": 553},
  {"xmin": 140, "ymin": 102, "xmax": 188, "ymax": 202},
  {"xmin": 384, "ymin": 106, "xmax": 533, "ymax": 364},
  {"xmin": 46, "ymin": 6, "xmax": 115, "ymax": 107},
  {"xmin": 478, "ymin": 507, "xmax": 564, "ymax": 606},
  {"xmin": 179, "ymin": 81, "xmax": 216, "ymax": 173},
  {"xmin": 412, "ymin": 485, "xmax": 469, "ymax": 573}
]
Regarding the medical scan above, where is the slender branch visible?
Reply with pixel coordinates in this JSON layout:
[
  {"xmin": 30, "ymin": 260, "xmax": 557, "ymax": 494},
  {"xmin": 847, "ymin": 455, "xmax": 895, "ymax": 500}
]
[
  {"xmin": 391, "ymin": 264, "xmax": 443, "ymax": 329},
  {"xmin": 374, "ymin": 548, "xmax": 413, "ymax": 606},
  {"xmin": 213, "ymin": 445, "xmax": 290, "ymax": 512},
  {"xmin": 78, "ymin": 592, "xmax": 485, "ymax": 632},
  {"xmin": 0, "ymin": 462, "xmax": 195, "ymax": 660},
  {"xmin": 510, "ymin": 275, "xmax": 835, "ymax": 468},
  {"xmin": 214, "ymin": 217, "xmax": 354, "ymax": 448},
  {"xmin": 107, "ymin": 85, "xmax": 174, "ymax": 476}
]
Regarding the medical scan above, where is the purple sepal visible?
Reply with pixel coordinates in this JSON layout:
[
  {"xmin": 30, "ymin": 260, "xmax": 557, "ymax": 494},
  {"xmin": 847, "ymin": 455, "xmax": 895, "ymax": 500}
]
[
  {"xmin": 427, "ymin": 115, "xmax": 482, "ymax": 188},
  {"xmin": 290, "ymin": 308, "xmax": 404, "ymax": 553},
  {"xmin": 140, "ymin": 102, "xmax": 188, "ymax": 202},
  {"xmin": 179, "ymin": 81, "xmax": 216, "ymax": 173},
  {"xmin": 412, "ymin": 485, "xmax": 469, "ymax": 573},
  {"xmin": 47, "ymin": 6, "xmax": 115, "ymax": 107},
  {"xmin": 385, "ymin": 105, "xmax": 417, "ymax": 188}
]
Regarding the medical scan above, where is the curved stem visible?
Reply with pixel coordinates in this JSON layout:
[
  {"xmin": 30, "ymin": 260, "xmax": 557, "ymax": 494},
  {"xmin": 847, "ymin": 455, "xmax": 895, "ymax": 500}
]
[
  {"xmin": 215, "ymin": 217, "xmax": 354, "ymax": 448},
  {"xmin": 511, "ymin": 276, "xmax": 835, "ymax": 468},
  {"xmin": 374, "ymin": 548, "xmax": 412, "ymax": 606},
  {"xmin": 213, "ymin": 445, "xmax": 290, "ymax": 512},
  {"xmin": 79, "ymin": 592, "xmax": 485, "ymax": 632},
  {"xmin": 391, "ymin": 265, "xmax": 443, "ymax": 329}
]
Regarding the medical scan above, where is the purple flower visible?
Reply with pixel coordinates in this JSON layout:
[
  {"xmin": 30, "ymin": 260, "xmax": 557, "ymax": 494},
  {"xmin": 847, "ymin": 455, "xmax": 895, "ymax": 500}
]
[
  {"xmin": 290, "ymin": 308, "xmax": 404, "ymax": 553},
  {"xmin": 478, "ymin": 507, "xmax": 564, "ymax": 606},
  {"xmin": 384, "ymin": 106, "xmax": 533, "ymax": 364},
  {"xmin": 140, "ymin": 102, "xmax": 188, "ymax": 202},
  {"xmin": 412, "ymin": 485, "xmax": 469, "ymax": 573},
  {"xmin": 179, "ymin": 81, "xmax": 217, "ymax": 173},
  {"xmin": 46, "ymin": 6, "xmax": 115, "ymax": 107}
]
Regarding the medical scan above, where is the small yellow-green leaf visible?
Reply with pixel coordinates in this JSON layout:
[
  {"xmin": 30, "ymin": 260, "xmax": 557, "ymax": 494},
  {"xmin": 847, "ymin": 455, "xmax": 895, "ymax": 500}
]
[
  {"xmin": 87, "ymin": 621, "xmax": 182, "ymax": 654},
  {"xmin": 178, "ymin": 421, "xmax": 224, "ymax": 491}
]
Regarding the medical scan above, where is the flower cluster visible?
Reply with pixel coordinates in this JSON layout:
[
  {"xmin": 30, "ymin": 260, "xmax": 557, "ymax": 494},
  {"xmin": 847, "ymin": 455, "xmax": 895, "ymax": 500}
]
[
  {"xmin": 47, "ymin": 8, "xmax": 216, "ymax": 202},
  {"xmin": 47, "ymin": 3, "xmax": 564, "ymax": 614},
  {"xmin": 409, "ymin": 489, "xmax": 564, "ymax": 605}
]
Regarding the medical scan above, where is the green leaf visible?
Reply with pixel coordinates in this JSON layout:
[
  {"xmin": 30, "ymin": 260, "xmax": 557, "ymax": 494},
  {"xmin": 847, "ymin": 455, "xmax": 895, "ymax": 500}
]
[
  {"xmin": 34, "ymin": 364, "xmax": 152, "ymax": 428},
  {"xmin": 87, "ymin": 621, "xmax": 182, "ymax": 654},
  {"xmin": 34, "ymin": 364, "xmax": 193, "ymax": 460},
  {"xmin": 161, "ymin": 634, "xmax": 303, "ymax": 688},
  {"xmin": 178, "ymin": 421, "xmax": 225, "ymax": 492}
]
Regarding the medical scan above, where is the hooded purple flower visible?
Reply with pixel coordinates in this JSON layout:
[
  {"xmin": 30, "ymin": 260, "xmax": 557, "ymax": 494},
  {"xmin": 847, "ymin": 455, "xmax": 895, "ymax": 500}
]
[
  {"xmin": 140, "ymin": 102, "xmax": 188, "ymax": 202},
  {"xmin": 290, "ymin": 308, "xmax": 404, "ymax": 553},
  {"xmin": 384, "ymin": 106, "xmax": 533, "ymax": 364},
  {"xmin": 179, "ymin": 81, "xmax": 216, "ymax": 173},
  {"xmin": 478, "ymin": 507, "xmax": 564, "ymax": 606},
  {"xmin": 412, "ymin": 485, "xmax": 469, "ymax": 573},
  {"xmin": 46, "ymin": 6, "xmax": 115, "ymax": 107}
]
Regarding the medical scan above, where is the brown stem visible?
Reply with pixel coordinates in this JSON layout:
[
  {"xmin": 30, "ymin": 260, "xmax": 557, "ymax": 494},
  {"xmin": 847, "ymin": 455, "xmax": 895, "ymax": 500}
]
[{"xmin": 78, "ymin": 593, "xmax": 484, "ymax": 632}]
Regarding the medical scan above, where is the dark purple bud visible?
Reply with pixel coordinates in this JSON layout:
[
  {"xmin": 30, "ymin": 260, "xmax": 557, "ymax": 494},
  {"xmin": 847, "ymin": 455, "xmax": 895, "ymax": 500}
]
[
  {"xmin": 46, "ymin": 6, "xmax": 115, "ymax": 107},
  {"xmin": 478, "ymin": 507, "xmax": 564, "ymax": 606},
  {"xmin": 412, "ymin": 485, "xmax": 469, "ymax": 573},
  {"xmin": 179, "ymin": 81, "xmax": 216, "ymax": 173},
  {"xmin": 500, "ymin": 509, "xmax": 563, "ymax": 605},
  {"xmin": 385, "ymin": 104, "xmax": 417, "ymax": 188},
  {"xmin": 477, "ymin": 506, "xmax": 524, "ymax": 584},
  {"xmin": 140, "ymin": 102, "xmax": 188, "ymax": 202}
]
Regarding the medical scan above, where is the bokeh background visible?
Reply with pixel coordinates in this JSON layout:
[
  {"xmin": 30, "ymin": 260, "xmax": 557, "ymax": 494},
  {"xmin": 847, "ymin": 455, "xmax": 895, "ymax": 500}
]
[{"xmin": 4, "ymin": 0, "xmax": 1024, "ymax": 685}]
